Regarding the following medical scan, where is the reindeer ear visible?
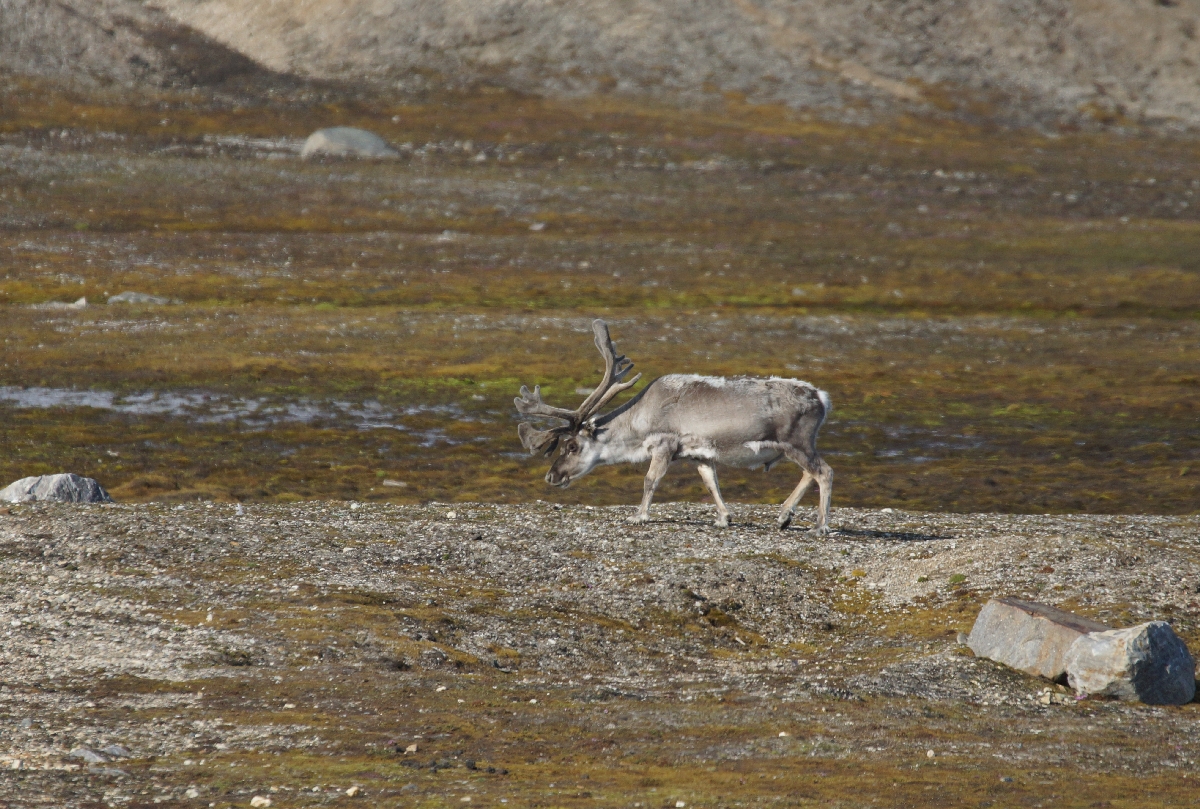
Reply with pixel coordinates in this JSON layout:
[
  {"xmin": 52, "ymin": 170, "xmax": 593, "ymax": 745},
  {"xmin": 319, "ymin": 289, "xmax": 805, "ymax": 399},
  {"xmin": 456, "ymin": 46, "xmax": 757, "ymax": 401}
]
[{"xmin": 518, "ymin": 422, "xmax": 562, "ymax": 457}]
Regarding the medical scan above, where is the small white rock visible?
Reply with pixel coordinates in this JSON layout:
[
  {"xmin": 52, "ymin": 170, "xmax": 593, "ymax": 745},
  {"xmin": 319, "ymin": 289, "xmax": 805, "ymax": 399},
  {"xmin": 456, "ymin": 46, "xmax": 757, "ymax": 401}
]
[
  {"xmin": 300, "ymin": 127, "xmax": 397, "ymax": 159},
  {"xmin": 926, "ymin": 749, "xmax": 935, "ymax": 758},
  {"xmin": 345, "ymin": 786, "xmax": 360, "ymax": 797},
  {"xmin": 250, "ymin": 797, "xmax": 272, "ymax": 808},
  {"xmin": 405, "ymin": 744, "xmax": 418, "ymax": 753},
  {"xmin": 446, "ymin": 511, "xmax": 457, "ymax": 519},
  {"xmin": 185, "ymin": 788, "xmax": 200, "ymax": 798}
]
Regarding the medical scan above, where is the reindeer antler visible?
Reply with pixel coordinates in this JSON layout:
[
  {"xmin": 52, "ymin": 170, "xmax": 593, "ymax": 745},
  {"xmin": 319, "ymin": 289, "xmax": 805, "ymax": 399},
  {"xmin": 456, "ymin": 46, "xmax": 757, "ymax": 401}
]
[
  {"xmin": 515, "ymin": 320, "xmax": 642, "ymax": 453},
  {"xmin": 576, "ymin": 320, "xmax": 641, "ymax": 421},
  {"xmin": 514, "ymin": 385, "xmax": 576, "ymax": 456},
  {"xmin": 518, "ymin": 421, "xmax": 569, "ymax": 456},
  {"xmin": 514, "ymin": 385, "xmax": 579, "ymax": 422}
]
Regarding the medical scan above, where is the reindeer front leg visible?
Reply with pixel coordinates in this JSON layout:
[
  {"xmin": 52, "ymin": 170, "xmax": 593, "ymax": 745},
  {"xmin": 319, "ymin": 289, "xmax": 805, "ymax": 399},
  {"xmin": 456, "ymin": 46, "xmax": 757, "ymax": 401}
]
[{"xmin": 628, "ymin": 449, "xmax": 672, "ymax": 524}]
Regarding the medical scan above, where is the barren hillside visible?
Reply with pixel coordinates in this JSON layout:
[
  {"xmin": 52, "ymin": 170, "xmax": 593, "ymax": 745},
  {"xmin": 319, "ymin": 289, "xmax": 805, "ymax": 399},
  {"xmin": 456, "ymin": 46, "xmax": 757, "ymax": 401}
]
[
  {"xmin": 0, "ymin": 0, "xmax": 287, "ymax": 93},
  {"xmin": 5, "ymin": 0, "xmax": 1200, "ymax": 127}
]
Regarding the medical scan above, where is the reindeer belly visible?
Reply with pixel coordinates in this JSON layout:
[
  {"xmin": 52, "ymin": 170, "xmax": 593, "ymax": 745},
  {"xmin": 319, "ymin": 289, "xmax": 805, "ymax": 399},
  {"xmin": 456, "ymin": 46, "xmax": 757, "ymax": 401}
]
[
  {"xmin": 724, "ymin": 442, "xmax": 785, "ymax": 469},
  {"xmin": 677, "ymin": 434, "xmax": 784, "ymax": 469}
]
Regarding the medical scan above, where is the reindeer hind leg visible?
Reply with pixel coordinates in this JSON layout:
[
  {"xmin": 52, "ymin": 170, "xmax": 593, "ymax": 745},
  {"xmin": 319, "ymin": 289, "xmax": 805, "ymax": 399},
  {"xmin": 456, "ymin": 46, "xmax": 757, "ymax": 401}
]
[
  {"xmin": 697, "ymin": 464, "xmax": 730, "ymax": 528},
  {"xmin": 781, "ymin": 447, "xmax": 833, "ymax": 535},
  {"xmin": 777, "ymin": 470, "xmax": 814, "ymax": 530}
]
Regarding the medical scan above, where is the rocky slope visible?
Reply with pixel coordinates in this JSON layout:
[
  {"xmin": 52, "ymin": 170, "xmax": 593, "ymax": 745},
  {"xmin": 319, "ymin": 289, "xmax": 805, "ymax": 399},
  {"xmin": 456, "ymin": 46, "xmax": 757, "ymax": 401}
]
[
  {"xmin": 0, "ymin": 0, "xmax": 288, "ymax": 93},
  {"xmin": 5, "ymin": 0, "xmax": 1200, "ymax": 128}
]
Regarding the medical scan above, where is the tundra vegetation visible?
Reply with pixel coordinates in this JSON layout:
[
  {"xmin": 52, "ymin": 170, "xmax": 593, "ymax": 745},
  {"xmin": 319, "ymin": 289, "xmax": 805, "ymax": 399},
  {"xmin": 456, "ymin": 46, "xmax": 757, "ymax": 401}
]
[{"xmin": 0, "ymin": 75, "xmax": 1199, "ymax": 806}]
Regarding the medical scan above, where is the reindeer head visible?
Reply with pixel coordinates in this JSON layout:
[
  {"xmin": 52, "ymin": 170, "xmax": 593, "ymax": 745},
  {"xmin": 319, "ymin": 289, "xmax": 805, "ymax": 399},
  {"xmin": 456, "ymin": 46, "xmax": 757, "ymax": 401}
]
[{"xmin": 515, "ymin": 320, "xmax": 641, "ymax": 487}]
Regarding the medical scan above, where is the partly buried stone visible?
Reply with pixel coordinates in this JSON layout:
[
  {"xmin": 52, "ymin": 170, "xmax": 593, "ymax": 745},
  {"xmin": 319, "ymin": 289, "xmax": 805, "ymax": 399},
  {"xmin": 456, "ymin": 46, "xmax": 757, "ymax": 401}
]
[
  {"xmin": 300, "ymin": 127, "xmax": 398, "ymax": 159},
  {"xmin": 968, "ymin": 597, "xmax": 1110, "ymax": 680},
  {"xmin": 67, "ymin": 748, "xmax": 107, "ymax": 764},
  {"xmin": 0, "ymin": 473, "xmax": 113, "ymax": 504},
  {"xmin": 108, "ymin": 291, "xmax": 172, "ymax": 305},
  {"xmin": 1066, "ymin": 621, "xmax": 1196, "ymax": 705}
]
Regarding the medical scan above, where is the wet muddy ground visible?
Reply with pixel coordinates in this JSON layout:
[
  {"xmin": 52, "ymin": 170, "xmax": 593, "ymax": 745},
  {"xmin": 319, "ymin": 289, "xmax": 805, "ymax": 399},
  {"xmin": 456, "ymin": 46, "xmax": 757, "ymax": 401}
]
[{"xmin": 2, "ymin": 306, "xmax": 1197, "ymax": 514}]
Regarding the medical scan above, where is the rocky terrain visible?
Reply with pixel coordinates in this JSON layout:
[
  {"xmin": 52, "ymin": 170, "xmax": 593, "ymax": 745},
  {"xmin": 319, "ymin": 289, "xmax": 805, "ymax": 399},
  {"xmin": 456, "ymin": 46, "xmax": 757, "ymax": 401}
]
[
  {"xmin": 0, "ymin": 501, "xmax": 1197, "ymax": 806},
  {"xmin": 5, "ymin": 0, "xmax": 1200, "ymax": 128},
  {"xmin": 0, "ymin": 0, "xmax": 297, "ymax": 97}
]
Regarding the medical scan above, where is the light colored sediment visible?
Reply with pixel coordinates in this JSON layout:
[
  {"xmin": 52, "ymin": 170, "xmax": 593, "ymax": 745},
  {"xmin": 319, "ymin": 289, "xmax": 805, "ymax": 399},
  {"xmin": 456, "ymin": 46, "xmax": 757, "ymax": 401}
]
[{"xmin": 0, "ymin": 501, "xmax": 1197, "ymax": 803}]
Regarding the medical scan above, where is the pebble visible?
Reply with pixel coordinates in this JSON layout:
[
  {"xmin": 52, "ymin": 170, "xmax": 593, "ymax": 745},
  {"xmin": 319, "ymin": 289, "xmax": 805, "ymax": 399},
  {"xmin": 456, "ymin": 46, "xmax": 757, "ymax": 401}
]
[
  {"xmin": 250, "ymin": 797, "xmax": 272, "ymax": 808},
  {"xmin": 68, "ymin": 747, "xmax": 106, "ymax": 764}
]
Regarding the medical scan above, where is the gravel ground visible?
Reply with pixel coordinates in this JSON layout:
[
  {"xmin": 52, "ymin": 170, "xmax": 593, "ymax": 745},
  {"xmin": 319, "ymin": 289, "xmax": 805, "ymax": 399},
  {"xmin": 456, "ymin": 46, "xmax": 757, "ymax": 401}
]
[{"xmin": 1, "ymin": 501, "xmax": 1198, "ymax": 806}]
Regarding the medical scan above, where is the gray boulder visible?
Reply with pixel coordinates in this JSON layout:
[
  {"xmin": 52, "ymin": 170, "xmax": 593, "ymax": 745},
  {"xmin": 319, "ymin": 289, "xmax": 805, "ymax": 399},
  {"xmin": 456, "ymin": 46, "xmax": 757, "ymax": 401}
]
[
  {"xmin": 0, "ymin": 473, "xmax": 113, "ymax": 504},
  {"xmin": 108, "ymin": 291, "xmax": 172, "ymax": 305},
  {"xmin": 1066, "ymin": 621, "xmax": 1196, "ymax": 705},
  {"xmin": 967, "ymin": 597, "xmax": 1110, "ymax": 681},
  {"xmin": 300, "ymin": 127, "xmax": 398, "ymax": 159}
]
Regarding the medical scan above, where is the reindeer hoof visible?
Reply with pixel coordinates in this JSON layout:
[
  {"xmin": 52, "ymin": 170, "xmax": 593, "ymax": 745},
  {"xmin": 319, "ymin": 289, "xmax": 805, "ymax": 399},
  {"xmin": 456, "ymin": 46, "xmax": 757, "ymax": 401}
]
[
  {"xmin": 714, "ymin": 516, "xmax": 730, "ymax": 529},
  {"xmin": 626, "ymin": 513, "xmax": 650, "ymax": 525},
  {"xmin": 777, "ymin": 513, "xmax": 793, "ymax": 530},
  {"xmin": 809, "ymin": 524, "xmax": 829, "ymax": 537}
]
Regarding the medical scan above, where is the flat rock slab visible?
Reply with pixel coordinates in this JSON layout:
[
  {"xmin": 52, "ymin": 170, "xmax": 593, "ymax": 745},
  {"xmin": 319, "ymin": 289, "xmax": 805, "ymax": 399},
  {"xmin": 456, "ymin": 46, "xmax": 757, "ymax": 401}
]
[
  {"xmin": 300, "ymin": 127, "xmax": 398, "ymax": 159},
  {"xmin": 1066, "ymin": 621, "xmax": 1196, "ymax": 705},
  {"xmin": 968, "ymin": 597, "xmax": 1110, "ymax": 680},
  {"xmin": 0, "ymin": 473, "xmax": 113, "ymax": 504}
]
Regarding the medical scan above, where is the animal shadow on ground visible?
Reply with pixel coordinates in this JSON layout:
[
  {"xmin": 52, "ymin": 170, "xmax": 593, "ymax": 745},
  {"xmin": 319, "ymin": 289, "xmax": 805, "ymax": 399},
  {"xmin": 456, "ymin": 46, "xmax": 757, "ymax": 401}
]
[{"xmin": 831, "ymin": 527, "xmax": 954, "ymax": 543}]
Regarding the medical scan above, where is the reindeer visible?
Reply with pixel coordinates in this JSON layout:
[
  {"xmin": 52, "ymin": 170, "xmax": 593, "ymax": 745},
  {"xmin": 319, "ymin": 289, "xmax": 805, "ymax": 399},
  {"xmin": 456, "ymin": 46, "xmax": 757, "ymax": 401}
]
[{"xmin": 515, "ymin": 320, "xmax": 833, "ymax": 533}]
